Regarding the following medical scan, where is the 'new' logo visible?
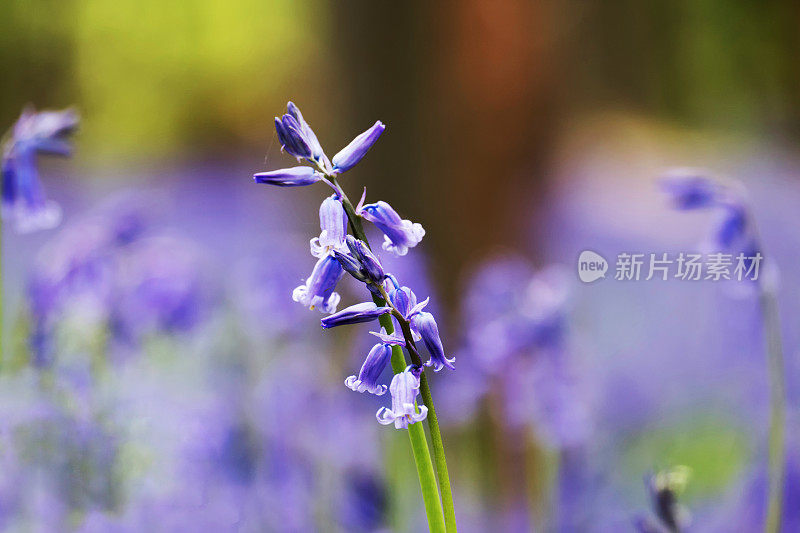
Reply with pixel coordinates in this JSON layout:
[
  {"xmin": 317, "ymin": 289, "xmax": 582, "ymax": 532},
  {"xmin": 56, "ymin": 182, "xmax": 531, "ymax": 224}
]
[{"xmin": 577, "ymin": 250, "xmax": 608, "ymax": 283}]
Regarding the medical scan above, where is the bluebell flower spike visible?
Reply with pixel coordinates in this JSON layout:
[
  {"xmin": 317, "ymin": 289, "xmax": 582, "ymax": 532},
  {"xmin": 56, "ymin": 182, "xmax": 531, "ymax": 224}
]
[
  {"xmin": 254, "ymin": 166, "xmax": 322, "ymax": 187},
  {"xmin": 376, "ymin": 365, "xmax": 428, "ymax": 429},
  {"xmin": 321, "ymin": 302, "xmax": 391, "ymax": 329}
]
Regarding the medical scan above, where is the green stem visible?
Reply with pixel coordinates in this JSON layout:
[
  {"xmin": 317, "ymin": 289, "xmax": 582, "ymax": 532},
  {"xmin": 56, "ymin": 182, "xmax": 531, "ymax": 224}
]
[
  {"xmin": 387, "ymin": 308, "xmax": 457, "ymax": 532},
  {"xmin": 418, "ymin": 373, "xmax": 458, "ymax": 532},
  {"xmin": 390, "ymin": 343, "xmax": 446, "ymax": 533},
  {"xmin": 336, "ymin": 178, "xmax": 448, "ymax": 532},
  {"xmin": 760, "ymin": 283, "xmax": 785, "ymax": 533}
]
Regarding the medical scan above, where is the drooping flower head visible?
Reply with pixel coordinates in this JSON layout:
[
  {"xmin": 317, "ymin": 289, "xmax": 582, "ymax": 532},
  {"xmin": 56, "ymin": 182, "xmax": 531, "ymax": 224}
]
[
  {"xmin": 411, "ymin": 311, "xmax": 455, "ymax": 372},
  {"xmin": 344, "ymin": 328, "xmax": 403, "ymax": 396},
  {"xmin": 376, "ymin": 366, "xmax": 428, "ymax": 429},
  {"xmin": 310, "ymin": 195, "xmax": 348, "ymax": 258},
  {"xmin": 292, "ymin": 255, "xmax": 343, "ymax": 314},
  {"xmin": 2, "ymin": 106, "xmax": 78, "ymax": 233},
  {"xmin": 356, "ymin": 194, "xmax": 425, "ymax": 256},
  {"xmin": 660, "ymin": 168, "xmax": 756, "ymax": 254}
]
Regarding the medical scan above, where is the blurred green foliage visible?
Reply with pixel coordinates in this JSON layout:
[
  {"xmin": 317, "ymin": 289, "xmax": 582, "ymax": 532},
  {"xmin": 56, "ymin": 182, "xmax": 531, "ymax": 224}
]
[
  {"xmin": 621, "ymin": 415, "xmax": 751, "ymax": 502},
  {"xmin": 0, "ymin": 0, "xmax": 327, "ymax": 158}
]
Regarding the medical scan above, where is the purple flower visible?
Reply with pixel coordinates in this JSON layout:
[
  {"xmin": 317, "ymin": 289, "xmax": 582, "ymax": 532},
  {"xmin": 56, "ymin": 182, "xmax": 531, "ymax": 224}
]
[
  {"xmin": 357, "ymin": 197, "xmax": 425, "ymax": 256},
  {"xmin": 411, "ymin": 311, "xmax": 455, "ymax": 371},
  {"xmin": 660, "ymin": 169, "xmax": 721, "ymax": 209},
  {"xmin": 286, "ymin": 101, "xmax": 327, "ymax": 166},
  {"xmin": 714, "ymin": 201, "xmax": 748, "ymax": 249},
  {"xmin": 342, "ymin": 235, "xmax": 385, "ymax": 284},
  {"xmin": 275, "ymin": 114, "xmax": 313, "ymax": 161},
  {"xmin": 345, "ymin": 339, "xmax": 393, "ymax": 395},
  {"xmin": 376, "ymin": 366, "xmax": 428, "ymax": 429},
  {"xmin": 310, "ymin": 195, "xmax": 348, "ymax": 258},
  {"xmin": 254, "ymin": 166, "xmax": 322, "ymax": 187},
  {"xmin": 320, "ymin": 302, "xmax": 391, "ymax": 329},
  {"xmin": 660, "ymin": 170, "xmax": 756, "ymax": 253},
  {"xmin": 388, "ymin": 285, "xmax": 429, "ymax": 322},
  {"xmin": 112, "ymin": 235, "xmax": 212, "ymax": 339},
  {"xmin": 2, "ymin": 106, "xmax": 78, "ymax": 233},
  {"xmin": 332, "ymin": 121, "xmax": 385, "ymax": 173},
  {"xmin": 292, "ymin": 255, "xmax": 343, "ymax": 313}
]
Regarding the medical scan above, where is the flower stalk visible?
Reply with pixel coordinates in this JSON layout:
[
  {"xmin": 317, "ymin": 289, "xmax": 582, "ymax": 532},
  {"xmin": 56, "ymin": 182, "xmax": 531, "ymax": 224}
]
[
  {"xmin": 334, "ymin": 176, "xmax": 457, "ymax": 532},
  {"xmin": 760, "ymin": 282, "xmax": 786, "ymax": 533}
]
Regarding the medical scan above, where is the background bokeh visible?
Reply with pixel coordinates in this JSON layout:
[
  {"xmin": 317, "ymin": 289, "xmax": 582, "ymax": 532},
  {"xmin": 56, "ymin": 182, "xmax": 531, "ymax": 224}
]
[{"xmin": 2, "ymin": 1, "xmax": 799, "ymax": 531}]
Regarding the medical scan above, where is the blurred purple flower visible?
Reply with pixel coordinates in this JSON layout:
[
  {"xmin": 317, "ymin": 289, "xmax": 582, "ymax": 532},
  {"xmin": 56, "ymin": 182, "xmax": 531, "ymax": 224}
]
[
  {"xmin": 2, "ymin": 106, "xmax": 78, "ymax": 233},
  {"xmin": 660, "ymin": 169, "xmax": 756, "ymax": 254},
  {"xmin": 112, "ymin": 235, "xmax": 213, "ymax": 340},
  {"xmin": 660, "ymin": 169, "xmax": 721, "ymax": 210},
  {"xmin": 339, "ymin": 469, "xmax": 388, "ymax": 532}
]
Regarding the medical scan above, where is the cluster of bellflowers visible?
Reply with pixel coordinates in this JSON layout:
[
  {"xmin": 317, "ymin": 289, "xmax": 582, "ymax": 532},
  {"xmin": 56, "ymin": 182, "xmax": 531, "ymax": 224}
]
[
  {"xmin": 2, "ymin": 106, "xmax": 79, "ymax": 233},
  {"xmin": 254, "ymin": 102, "xmax": 452, "ymax": 429}
]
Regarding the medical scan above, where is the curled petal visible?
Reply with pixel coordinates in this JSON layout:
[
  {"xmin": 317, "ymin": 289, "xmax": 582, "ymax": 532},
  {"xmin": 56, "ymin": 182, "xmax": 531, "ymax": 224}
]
[
  {"xmin": 407, "ymin": 297, "xmax": 429, "ymax": 319},
  {"xmin": 376, "ymin": 407, "xmax": 397, "ymax": 425},
  {"xmin": 345, "ymin": 375, "xmax": 387, "ymax": 396},
  {"xmin": 369, "ymin": 329, "xmax": 405, "ymax": 346},
  {"xmin": 254, "ymin": 166, "xmax": 321, "ymax": 187},
  {"xmin": 332, "ymin": 121, "xmax": 385, "ymax": 173}
]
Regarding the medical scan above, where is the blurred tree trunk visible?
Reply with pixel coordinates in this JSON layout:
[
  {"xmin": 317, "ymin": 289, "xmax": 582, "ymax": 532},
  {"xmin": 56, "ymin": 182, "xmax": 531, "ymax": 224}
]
[{"xmin": 332, "ymin": 0, "xmax": 557, "ymax": 305}]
